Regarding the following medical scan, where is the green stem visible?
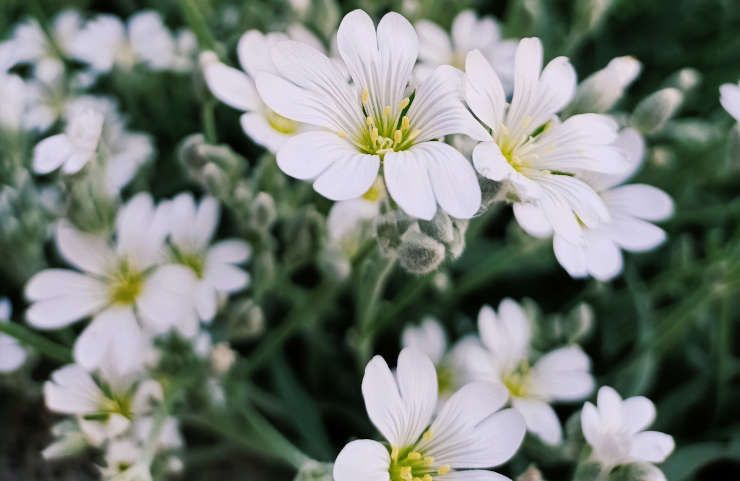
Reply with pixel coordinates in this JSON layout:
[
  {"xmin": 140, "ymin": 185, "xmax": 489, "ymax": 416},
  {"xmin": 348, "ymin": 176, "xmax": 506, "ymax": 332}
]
[
  {"xmin": 202, "ymin": 98, "xmax": 218, "ymax": 143},
  {"xmin": 243, "ymin": 403, "xmax": 310, "ymax": 469},
  {"xmin": 354, "ymin": 253, "xmax": 396, "ymax": 365},
  {"xmin": 0, "ymin": 322, "xmax": 72, "ymax": 363},
  {"xmin": 178, "ymin": 0, "xmax": 218, "ymax": 52}
]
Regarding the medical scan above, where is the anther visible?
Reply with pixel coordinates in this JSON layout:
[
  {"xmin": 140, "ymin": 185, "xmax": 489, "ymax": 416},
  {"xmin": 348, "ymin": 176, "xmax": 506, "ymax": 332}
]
[
  {"xmin": 423, "ymin": 456, "xmax": 434, "ymax": 465},
  {"xmin": 437, "ymin": 465, "xmax": 451, "ymax": 475},
  {"xmin": 401, "ymin": 116, "xmax": 410, "ymax": 130},
  {"xmin": 422, "ymin": 475, "xmax": 433, "ymax": 481},
  {"xmin": 422, "ymin": 430, "xmax": 433, "ymax": 441},
  {"xmin": 406, "ymin": 451, "xmax": 422, "ymax": 461},
  {"xmin": 400, "ymin": 467, "xmax": 412, "ymax": 481},
  {"xmin": 399, "ymin": 97, "xmax": 410, "ymax": 110},
  {"xmin": 361, "ymin": 88, "xmax": 370, "ymax": 104},
  {"xmin": 394, "ymin": 130, "xmax": 402, "ymax": 144},
  {"xmin": 383, "ymin": 105, "xmax": 392, "ymax": 119},
  {"xmin": 391, "ymin": 446, "xmax": 400, "ymax": 460}
]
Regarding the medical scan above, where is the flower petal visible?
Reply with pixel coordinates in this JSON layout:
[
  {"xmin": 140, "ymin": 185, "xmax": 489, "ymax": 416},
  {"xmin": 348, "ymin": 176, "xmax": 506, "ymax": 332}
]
[
  {"xmin": 584, "ymin": 235, "xmax": 624, "ymax": 281},
  {"xmin": 602, "ymin": 216, "xmax": 666, "ymax": 252},
  {"xmin": 415, "ymin": 19, "xmax": 452, "ymax": 66},
  {"xmin": 361, "ymin": 354, "xmax": 405, "ymax": 446},
  {"xmin": 237, "ymin": 30, "xmax": 279, "ymax": 78},
  {"xmin": 622, "ymin": 396, "xmax": 656, "ymax": 434},
  {"xmin": 25, "ymin": 269, "xmax": 108, "ymax": 329},
  {"xmin": 421, "ymin": 142, "xmax": 482, "ymax": 219},
  {"xmin": 553, "ymin": 234, "xmax": 588, "ymax": 279},
  {"xmin": 44, "ymin": 364, "xmax": 104, "ymax": 415},
  {"xmin": 720, "ymin": 82, "xmax": 740, "ymax": 121},
  {"xmin": 207, "ymin": 239, "xmax": 252, "ymax": 265},
  {"xmin": 33, "ymin": 134, "xmax": 73, "ymax": 174},
  {"xmin": 512, "ymin": 398, "xmax": 562, "ymax": 445},
  {"xmin": 465, "ymin": 49, "xmax": 506, "ymax": 131},
  {"xmin": 74, "ymin": 306, "xmax": 145, "ymax": 374},
  {"xmin": 395, "ymin": 347, "xmax": 438, "ymax": 446},
  {"xmin": 629, "ymin": 431, "xmax": 675, "ymax": 464},
  {"xmin": 384, "ymin": 148, "xmax": 437, "ymax": 220},
  {"xmin": 55, "ymin": 220, "xmax": 115, "ymax": 276},
  {"xmin": 473, "ymin": 141, "xmax": 515, "ymax": 182},
  {"xmin": 333, "ymin": 439, "xmax": 390, "ymax": 481},
  {"xmin": 602, "ymin": 184, "xmax": 674, "ymax": 222},
  {"xmin": 203, "ymin": 60, "xmax": 260, "ymax": 112},
  {"xmin": 313, "ymin": 150, "xmax": 380, "ymax": 201},
  {"xmin": 531, "ymin": 346, "xmax": 594, "ymax": 401},
  {"xmin": 513, "ymin": 202, "xmax": 552, "ymax": 238},
  {"xmin": 240, "ymin": 112, "xmax": 293, "ymax": 153}
]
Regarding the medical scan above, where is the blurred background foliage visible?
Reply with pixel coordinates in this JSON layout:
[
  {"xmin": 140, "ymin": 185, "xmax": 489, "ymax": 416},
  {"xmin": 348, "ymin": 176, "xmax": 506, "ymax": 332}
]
[{"xmin": 1, "ymin": 0, "xmax": 739, "ymax": 480}]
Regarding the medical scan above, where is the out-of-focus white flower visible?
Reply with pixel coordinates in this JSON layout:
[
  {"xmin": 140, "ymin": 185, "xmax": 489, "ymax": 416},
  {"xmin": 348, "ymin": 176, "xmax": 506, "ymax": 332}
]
[
  {"xmin": 32, "ymin": 108, "xmax": 104, "ymax": 175},
  {"xmin": 71, "ymin": 11, "xmax": 185, "ymax": 73},
  {"xmin": 456, "ymin": 299, "xmax": 594, "ymax": 445},
  {"xmin": 201, "ymin": 27, "xmax": 328, "ymax": 153},
  {"xmin": 0, "ymin": 11, "xmax": 82, "ymax": 82},
  {"xmin": 257, "ymin": 9, "xmax": 488, "ymax": 220},
  {"xmin": 327, "ymin": 180, "xmax": 382, "ymax": 257},
  {"xmin": 25, "ymin": 193, "xmax": 197, "ymax": 373},
  {"xmin": 0, "ymin": 298, "xmax": 27, "ymax": 373},
  {"xmin": 465, "ymin": 39, "xmax": 628, "ymax": 244},
  {"xmin": 167, "ymin": 193, "xmax": 251, "ymax": 323},
  {"xmin": 65, "ymin": 95, "xmax": 154, "ymax": 193},
  {"xmin": 0, "ymin": 73, "xmax": 33, "ymax": 131},
  {"xmin": 568, "ymin": 56, "xmax": 642, "ymax": 114},
  {"xmin": 333, "ymin": 347, "xmax": 526, "ymax": 481},
  {"xmin": 44, "ymin": 362, "xmax": 163, "ymax": 447},
  {"xmin": 551, "ymin": 128, "xmax": 674, "ymax": 281},
  {"xmin": 401, "ymin": 317, "xmax": 447, "ymax": 365},
  {"xmin": 582, "ymin": 386, "xmax": 675, "ymax": 469},
  {"xmin": 415, "ymin": 9, "xmax": 517, "ymax": 91},
  {"xmin": 42, "ymin": 419, "xmax": 89, "ymax": 460},
  {"xmin": 720, "ymin": 81, "xmax": 740, "ymax": 122}
]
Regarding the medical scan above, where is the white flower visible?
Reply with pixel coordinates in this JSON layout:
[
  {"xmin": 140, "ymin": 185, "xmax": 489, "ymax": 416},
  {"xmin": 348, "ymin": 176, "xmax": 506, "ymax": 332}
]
[
  {"xmin": 415, "ymin": 9, "xmax": 516, "ymax": 91},
  {"xmin": 32, "ymin": 108, "xmax": 104, "ymax": 175},
  {"xmin": 402, "ymin": 317, "xmax": 448, "ymax": 365},
  {"xmin": 65, "ymin": 95, "xmax": 154, "ymax": 193},
  {"xmin": 720, "ymin": 81, "xmax": 740, "ymax": 122},
  {"xmin": 552, "ymin": 128, "xmax": 674, "ymax": 281},
  {"xmin": 465, "ymin": 39, "xmax": 628, "ymax": 243},
  {"xmin": 0, "ymin": 298, "xmax": 27, "ymax": 373},
  {"xmin": 582, "ymin": 386, "xmax": 675, "ymax": 469},
  {"xmin": 71, "ymin": 11, "xmax": 180, "ymax": 73},
  {"xmin": 25, "ymin": 193, "xmax": 197, "ymax": 373},
  {"xmin": 327, "ymin": 181, "xmax": 383, "ymax": 257},
  {"xmin": 167, "ymin": 193, "xmax": 251, "ymax": 323},
  {"xmin": 456, "ymin": 299, "xmax": 594, "ymax": 445},
  {"xmin": 44, "ymin": 362, "xmax": 163, "ymax": 447},
  {"xmin": 0, "ymin": 11, "xmax": 82, "ymax": 82},
  {"xmin": 0, "ymin": 73, "xmax": 33, "ymax": 131},
  {"xmin": 201, "ymin": 28, "xmax": 321, "ymax": 153},
  {"xmin": 256, "ymin": 9, "xmax": 489, "ymax": 220},
  {"xmin": 333, "ymin": 347, "xmax": 525, "ymax": 481}
]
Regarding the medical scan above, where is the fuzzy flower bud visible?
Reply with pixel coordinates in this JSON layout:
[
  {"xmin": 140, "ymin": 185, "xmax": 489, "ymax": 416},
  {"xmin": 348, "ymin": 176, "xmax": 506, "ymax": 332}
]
[
  {"xmin": 375, "ymin": 210, "xmax": 414, "ymax": 256},
  {"xmin": 294, "ymin": 460, "xmax": 334, "ymax": 481},
  {"xmin": 632, "ymin": 88, "xmax": 683, "ymax": 135},
  {"xmin": 398, "ymin": 228, "xmax": 446, "ymax": 275},
  {"xmin": 249, "ymin": 191, "xmax": 277, "ymax": 231},
  {"xmin": 419, "ymin": 210, "xmax": 454, "ymax": 244},
  {"xmin": 569, "ymin": 56, "xmax": 642, "ymax": 114}
]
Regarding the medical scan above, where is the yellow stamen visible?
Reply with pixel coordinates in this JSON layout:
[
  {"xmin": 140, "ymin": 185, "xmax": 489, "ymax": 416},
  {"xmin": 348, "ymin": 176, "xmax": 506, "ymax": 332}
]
[
  {"xmin": 391, "ymin": 446, "xmax": 400, "ymax": 461},
  {"xmin": 400, "ymin": 466, "xmax": 412, "ymax": 481},
  {"xmin": 422, "ymin": 475, "xmax": 433, "ymax": 481},
  {"xmin": 394, "ymin": 129, "xmax": 403, "ymax": 144},
  {"xmin": 361, "ymin": 88, "xmax": 370, "ymax": 104},
  {"xmin": 399, "ymin": 97, "xmax": 410, "ymax": 110},
  {"xmin": 438, "ymin": 465, "xmax": 451, "ymax": 475},
  {"xmin": 423, "ymin": 456, "xmax": 434, "ymax": 465},
  {"xmin": 422, "ymin": 430, "xmax": 433, "ymax": 442},
  {"xmin": 406, "ymin": 452, "xmax": 422, "ymax": 461},
  {"xmin": 401, "ymin": 116, "xmax": 410, "ymax": 131}
]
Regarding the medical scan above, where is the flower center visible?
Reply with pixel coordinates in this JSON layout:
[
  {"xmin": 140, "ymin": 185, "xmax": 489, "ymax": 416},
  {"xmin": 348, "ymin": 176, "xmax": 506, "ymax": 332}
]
[
  {"xmin": 502, "ymin": 360, "xmax": 532, "ymax": 398},
  {"xmin": 108, "ymin": 261, "xmax": 144, "ymax": 305},
  {"xmin": 355, "ymin": 90, "xmax": 420, "ymax": 156},
  {"xmin": 389, "ymin": 435, "xmax": 450, "ymax": 481},
  {"xmin": 172, "ymin": 248, "xmax": 206, "ymax": 279},
  {"xmin": 266, "ymin": 108, "xmax": 299, "ymax": 135}
]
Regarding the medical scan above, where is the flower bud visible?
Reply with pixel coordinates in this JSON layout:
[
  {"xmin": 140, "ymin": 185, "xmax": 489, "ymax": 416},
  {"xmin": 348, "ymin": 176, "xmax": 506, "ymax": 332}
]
[
  {"xmin": 249, "ymin": 191, "xmax": 277, "ymax": 231},
  {"xmin": 318, "ymin": 246, "xmax": 351, "ymax": 281},
  {"xmin": 568, "ymin": 56, "xmax": 642, "ymax": 114},
  {"xmin": 517, "ymin": 465, "xmax": 544, "ymax": 481},
  {"xmin": 226, "ymin": 298, "xmax": 265, "ymax": 340},
  {"xmin": 446, "ymin": 218, "xmax": 469, "ymax": 260},
  {"xmin": 631, "ymin": 88, "xmax": 683, "ymax": 135},
  {"xmin": 210, "ymin": 342, "xmax": 237, "ymax": 374},
  {"xmin": 375, "ymin": 210, "xmax": 414, "ymax": 256},
  {"xmin": 397, "ymin": 228, "xmax": 445, "ymax": 275},
  {"xmin": 573, "ymin": 0, "xmax": 614, "ymax": 33},
  {"xmin": 663, "ymin": 68, "xmax": 702, "ymax": 93},
  {"xmin": 419, "ymin": 210, "xmax": 454, "ymax": 244},
  {"xmin": 608, "ymin": 463, "xmax": 667, "ymax": 481}
]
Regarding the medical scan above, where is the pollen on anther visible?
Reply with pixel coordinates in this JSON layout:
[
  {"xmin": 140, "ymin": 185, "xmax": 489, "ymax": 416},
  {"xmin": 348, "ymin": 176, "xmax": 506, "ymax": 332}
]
[
  {"xmin": 437, "ymin": 465, "xmax": 451, "ymax": 475},
  {"xmin": 361, "ymin": 88, "xmax": 370, "ymax": 104},
  {"xmin": 422, "ymin": 429, "xmax": 433, "ymax": 441},
  {"xmin": 399, "ymin": 97, "xmax": 410, "ymax": 110},
  {"xmin": 406, "ymin": 451, "xmax": 422, "ymax": 461}
]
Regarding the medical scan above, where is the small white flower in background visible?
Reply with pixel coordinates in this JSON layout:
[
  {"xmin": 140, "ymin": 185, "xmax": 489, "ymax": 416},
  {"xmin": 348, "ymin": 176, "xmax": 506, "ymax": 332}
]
[
  {"xmin": 551, "ymin": 128, "xmax": 674, "ymax": 281},
  {"xmin": 720, "ymin": 80, "xmax": 740, "ymax": 122},
  {"xmin": 327, "ymin": 180, "xmax": 384, "ymax": 258},
  {"xmin": 415, "ymin": 9, "xmax": 517, "ymax": 91},
  {"xmin": 71, "ymin": 11, "xmax": 185, "ymax": 74},
  {"xmin": 0, "ymin": 73, "xmax": 33, "ymax": 132},
  {"xmin": 333, "ymin": 347, "xmax": 526, "ymax": 481},
  {"xmin": 582, "ymin": 386, "xmax": 675, "ymax": 470},
  {"xmin": 44, "ymin": 362, "xmax": 165, "ymax": 448},
  {"xmin": 32, "ymin": 108, "xmax": 104, "ymax": 175},
  {"xmin": 25, "ymin": 193, "xmax": 198, "ymax": 373},
  {"xmin": 0, "ymin": 11, "xmax": 82, "ymax": 83},
  {"xmin": 465, "ymin": 38, "xmax": 628, "ymax": 244},
  {"xmin": 65, "ymin": 95, "xmax": 155, "ymax": 194},
  {"xmin": 0, "ymin": 298, "xmax": 28, "ymax": 373},
  {"xmin": 167, "ymin": 193, "xmax": 251, "ymax": 323},
  {"xmin": 257, "ymin": 9, "xmax": 489, "ymax": 220},
  {"xmin": 200, "ymin": 27, "xmax": 324, "ymax": 153},
  {"xmin": 456, "ymin": 299, "xmax": 594, "ymax": 446}
]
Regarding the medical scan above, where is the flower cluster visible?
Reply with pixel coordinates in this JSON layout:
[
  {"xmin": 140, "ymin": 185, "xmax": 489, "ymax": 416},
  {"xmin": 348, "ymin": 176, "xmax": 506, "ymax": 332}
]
[{"xmin": 1, "ymin": 3, "xmax": 735, "ymax": 481}]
